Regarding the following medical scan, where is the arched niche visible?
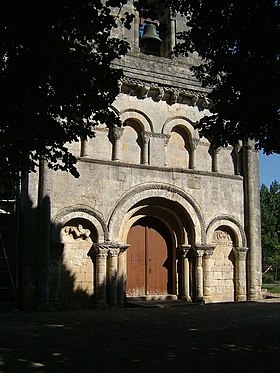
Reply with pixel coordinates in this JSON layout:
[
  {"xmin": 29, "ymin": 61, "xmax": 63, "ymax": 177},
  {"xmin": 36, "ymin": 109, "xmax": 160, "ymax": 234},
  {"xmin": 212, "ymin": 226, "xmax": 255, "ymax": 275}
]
[
  {"xmin": 120, "ymin": 119, "xmax": 143, "ymax": 164},
  {"xmin": 166, "ymin": 125, "xmax": 192, "ymax": 168}
]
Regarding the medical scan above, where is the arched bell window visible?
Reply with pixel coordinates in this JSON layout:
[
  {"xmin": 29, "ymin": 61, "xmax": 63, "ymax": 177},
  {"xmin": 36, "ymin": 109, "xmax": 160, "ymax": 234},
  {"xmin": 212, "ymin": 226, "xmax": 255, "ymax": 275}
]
[{"xmin": 138, "ymin": 1, "xmax": 173, "ymax": 57}]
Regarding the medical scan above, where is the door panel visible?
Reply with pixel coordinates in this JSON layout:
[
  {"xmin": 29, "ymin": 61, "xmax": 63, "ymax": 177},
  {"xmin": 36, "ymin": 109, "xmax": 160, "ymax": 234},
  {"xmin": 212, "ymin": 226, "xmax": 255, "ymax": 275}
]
[
  {"xmin": 146, "ymin": 225, "xmax": 168, "ymax": 294},
  {"xmin": 126, "ymin": 224, "xmax": 146, "ymax": 296},
  {"xmin": 126, "ymin": 217, "xmax": 171, "ymax": 296}
]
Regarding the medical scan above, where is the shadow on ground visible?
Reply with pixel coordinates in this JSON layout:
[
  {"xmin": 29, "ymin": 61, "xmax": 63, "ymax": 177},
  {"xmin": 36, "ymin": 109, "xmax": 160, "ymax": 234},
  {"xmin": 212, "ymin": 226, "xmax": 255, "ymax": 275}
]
[{"xmin": 0, "ymin": 301, "xmax": 280, "ymax": 372}]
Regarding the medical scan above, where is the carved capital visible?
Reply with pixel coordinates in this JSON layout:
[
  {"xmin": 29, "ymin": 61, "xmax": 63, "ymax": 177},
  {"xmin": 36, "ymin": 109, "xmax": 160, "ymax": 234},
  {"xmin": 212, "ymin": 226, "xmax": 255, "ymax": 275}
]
[
  {"xmin": 119, "ymin": 244, "xmax": 129, "ymax": 253},
  {"xmin": 143, "ymin": 131, "xmax": 151, "ymax": 144},
  {"xmin": 203, "ymin": 245, "xmax": 215, "ymax": 259},
  {"xmin": 179, "ymin": 244, "xmax": 192, "ymax": 258},
  {"xmin": 234, "ymin": 247, "xmax": 248, "ymax": 261},
  {"xmin": 94, "ymin": 244, "xmax": 109, "ymax": 259},
  {"xmin": 164, "ymin": 135, "xmax": 171, "ymax": 147},
  {"xmin": 108, "ymin": 248, "xmax": 120, "ymax": 257},
  {"xmin": 191, "ymin": 138, "xmax": 200, "ymax": 150},
  {"xmin": 113, "ymin": 126, "xmax": 124, "ymax": 141}
]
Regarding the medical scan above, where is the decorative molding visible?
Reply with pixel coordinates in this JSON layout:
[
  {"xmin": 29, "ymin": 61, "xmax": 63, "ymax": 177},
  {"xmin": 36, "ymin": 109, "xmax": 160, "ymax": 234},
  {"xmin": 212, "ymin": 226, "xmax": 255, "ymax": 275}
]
[
  {"xmin": 52, "ymin": 205, "xmax": 109, "ymax": 242},
  {"xmin": 119, "ymin": 77, "xmax": 210, "ymax": 107},
  {"xmin": 234, "ymin": 247, "xmax": 249, "ymax": 261},
  {"xmin": 109, "ymin": 183, "xmax": 206, "ymax": 244},
  {"xmin": 206, "ymin": 214, "xmax": 247, "ymax": 247}
]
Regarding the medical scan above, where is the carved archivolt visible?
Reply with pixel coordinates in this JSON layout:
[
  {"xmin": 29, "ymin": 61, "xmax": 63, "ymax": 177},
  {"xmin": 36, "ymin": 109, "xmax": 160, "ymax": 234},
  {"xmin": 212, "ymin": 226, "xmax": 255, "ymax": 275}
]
[
  {"xmin": 52, "ymin": 205, "xmax": 109, "ymax": 242},
  {"xmin": 119, "ymin": 108, "xmax": 153, "ymax": 133},
  {"xmin": 206, "ymin": 214, "xmax": 247, "ymax": 247},
  {"xmin": 108, "ymin": 182, "xmax": 206, "ymax": 244},
  {"xmin": 162, "ymin": 116, "xmax": 199, "ymax": 143}
]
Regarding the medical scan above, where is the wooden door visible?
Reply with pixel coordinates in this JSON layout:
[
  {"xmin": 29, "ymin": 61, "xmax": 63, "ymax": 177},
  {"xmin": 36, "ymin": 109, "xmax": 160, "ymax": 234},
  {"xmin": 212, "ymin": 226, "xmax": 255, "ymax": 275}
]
[{"xmin": 126, "ymin": 217, "xmax": 171, "ymax": 296}]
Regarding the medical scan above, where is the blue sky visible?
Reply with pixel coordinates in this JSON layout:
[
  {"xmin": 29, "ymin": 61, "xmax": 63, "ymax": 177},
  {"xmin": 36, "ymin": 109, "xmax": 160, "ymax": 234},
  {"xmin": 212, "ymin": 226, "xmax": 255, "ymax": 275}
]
[{"xmin": 259, "ymin": 152, "xmax": 280, "ymax": 187}]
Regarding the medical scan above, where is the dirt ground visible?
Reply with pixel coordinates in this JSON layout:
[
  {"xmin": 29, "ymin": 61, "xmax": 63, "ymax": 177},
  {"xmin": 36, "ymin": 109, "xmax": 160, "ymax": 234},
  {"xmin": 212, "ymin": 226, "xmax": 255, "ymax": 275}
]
[{"xmin": 0, "ymin": 298, "xmax": 280, "ymax": 373}]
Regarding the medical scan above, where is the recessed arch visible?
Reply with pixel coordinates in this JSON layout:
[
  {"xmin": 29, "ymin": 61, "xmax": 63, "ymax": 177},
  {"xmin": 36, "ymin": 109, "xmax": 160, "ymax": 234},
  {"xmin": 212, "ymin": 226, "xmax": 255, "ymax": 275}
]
[
  {"xmin": 52, "ymin": 205, "xmax": 109, "ymax": 243},
  {"xmin": 119, "ymin": 108, "xmax": 153, "ymax": 133},
  {"xmin": 162, "ymin": 116, "xmax": 199, "ymax": 142},
  {"xmin": 206, "ymin": 215, "xmax": 247, "ymax": 248},
  {"xmin": 108, "ymin": 182, "xmax": 206, "ymax": 245}
]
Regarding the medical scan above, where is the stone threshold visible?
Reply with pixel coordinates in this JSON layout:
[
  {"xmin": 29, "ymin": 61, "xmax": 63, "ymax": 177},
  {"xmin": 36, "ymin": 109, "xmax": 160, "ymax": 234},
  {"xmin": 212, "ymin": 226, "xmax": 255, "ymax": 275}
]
[{"xmin": 125, "ymin": 295, "xmax": 196, "ymax": 308}]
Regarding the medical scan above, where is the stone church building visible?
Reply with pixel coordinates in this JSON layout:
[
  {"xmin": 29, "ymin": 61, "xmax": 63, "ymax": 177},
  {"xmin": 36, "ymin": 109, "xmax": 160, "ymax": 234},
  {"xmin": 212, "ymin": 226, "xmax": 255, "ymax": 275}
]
[{"xmin": 1, "ymin": 1, "xmax": 262, "ymax": 310}]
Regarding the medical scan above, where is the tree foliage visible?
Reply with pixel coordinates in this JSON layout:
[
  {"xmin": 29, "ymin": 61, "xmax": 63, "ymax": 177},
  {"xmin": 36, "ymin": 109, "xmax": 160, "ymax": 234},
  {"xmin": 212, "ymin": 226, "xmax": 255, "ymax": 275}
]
[
  {"xmin": 169, "ymin": 0, "xmax": 280, "ymax": 154},
  {"xmin": 0, "ymin": 0, "xmax": 130, "ymax": 178},
  {"xmin": 260, "ymin": 181, "xmax": 280, "ymax": 268}
]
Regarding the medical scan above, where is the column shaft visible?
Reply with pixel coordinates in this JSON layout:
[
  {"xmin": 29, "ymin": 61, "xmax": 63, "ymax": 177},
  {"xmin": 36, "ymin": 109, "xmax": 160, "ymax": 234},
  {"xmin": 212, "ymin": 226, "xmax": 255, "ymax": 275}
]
[
  {"xmin": 95, "ymin": 246, "xmax": 109, "ymax": 308},
  {"xmin": 109, "ymin": 249, "xmax": 119, "ymax": 307}
]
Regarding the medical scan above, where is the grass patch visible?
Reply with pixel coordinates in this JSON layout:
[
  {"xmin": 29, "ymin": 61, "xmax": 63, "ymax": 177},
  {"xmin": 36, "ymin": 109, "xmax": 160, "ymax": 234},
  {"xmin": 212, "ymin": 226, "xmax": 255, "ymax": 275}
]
[{"xmin": 262, "ymin": 284, "xmax": 280, "ymax": 294}]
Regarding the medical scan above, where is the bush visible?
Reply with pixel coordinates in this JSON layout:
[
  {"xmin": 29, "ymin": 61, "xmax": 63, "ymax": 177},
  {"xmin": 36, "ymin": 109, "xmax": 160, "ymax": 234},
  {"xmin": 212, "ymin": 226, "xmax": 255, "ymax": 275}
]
[{"xmin": 262, "ymin": 273, "xmax": 274, "ymax": 284}]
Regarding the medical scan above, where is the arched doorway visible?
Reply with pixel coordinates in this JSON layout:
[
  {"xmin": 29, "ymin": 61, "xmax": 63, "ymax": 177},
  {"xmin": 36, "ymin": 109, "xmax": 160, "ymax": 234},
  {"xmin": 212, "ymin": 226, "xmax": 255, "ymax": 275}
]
[{"xmin": 126, "ymin": 216, "xmax": 174, "ymax": 296}]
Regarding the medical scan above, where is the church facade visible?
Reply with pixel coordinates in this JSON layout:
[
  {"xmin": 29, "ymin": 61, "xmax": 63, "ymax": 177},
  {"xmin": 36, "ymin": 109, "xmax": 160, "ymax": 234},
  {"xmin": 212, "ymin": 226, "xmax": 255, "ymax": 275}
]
[{"xmin": 16, "ymin": 1, "xmax": 262, "ymax": 310}]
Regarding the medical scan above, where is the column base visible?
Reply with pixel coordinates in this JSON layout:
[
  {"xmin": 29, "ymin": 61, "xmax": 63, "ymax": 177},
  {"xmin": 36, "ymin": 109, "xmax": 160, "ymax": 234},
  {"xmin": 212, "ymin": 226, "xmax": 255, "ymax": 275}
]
[
  {"xmin": 236, "ymin": 295, "xmax": 247, "ymax": 302},
  {"xmin": 181, "ymin": 295, "xmax": 192, "ymax": 302},
  {"xmin": 195, "ymin": 296, "xmax": 205, "ymax": 304},
  {"xmin": 95, "ymin": 300, "xmax": 109, "ymax": 309}
]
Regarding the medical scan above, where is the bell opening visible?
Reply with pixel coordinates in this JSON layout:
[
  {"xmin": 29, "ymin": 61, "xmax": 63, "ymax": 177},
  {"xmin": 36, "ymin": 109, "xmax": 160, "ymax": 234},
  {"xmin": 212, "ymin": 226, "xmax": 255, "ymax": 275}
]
[{"xmin": 140, "ymin": 22, "xmax": 162, "ymax": 56}]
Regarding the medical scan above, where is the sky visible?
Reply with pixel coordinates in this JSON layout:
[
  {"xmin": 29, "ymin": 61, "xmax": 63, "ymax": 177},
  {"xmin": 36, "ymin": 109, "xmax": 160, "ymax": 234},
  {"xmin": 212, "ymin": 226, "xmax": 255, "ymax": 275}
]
[{"xmin": 259, "ymin": 152, "xmax": 280, "ymax": 187}]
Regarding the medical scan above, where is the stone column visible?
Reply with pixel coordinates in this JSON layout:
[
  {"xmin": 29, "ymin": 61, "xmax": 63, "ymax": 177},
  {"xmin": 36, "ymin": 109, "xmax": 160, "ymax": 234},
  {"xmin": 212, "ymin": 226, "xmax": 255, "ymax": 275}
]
[
  {"xmin": 195, "ymin": 248, "xmax": 205, "ymax": 303},
  {"xmin": 190, "ymin": 139, "xmax": 199, "ymax": 170},
  {"xmin": 133, "ymin": 12, "xmax": 140, "ymax": 52},
  {"xmin": 49, "ymin": 242, "xmax": 64, "ymax": 311},
  {"xmin": 203, "ymin": 246, "xmax": 215, "ymax": 302},
  {"xmin": 163, "ymin": 135, "xmax": 171, "ymax": 166},
  {"xmin": 212, "ymin": 147, "xmax": 221, "ymax": 173},
  {"xmin": 244, "ymin": 140, "xmax": 262, "ymax": 300},
  {"xmin": 117, "ymin": 245, "xmax": 129, "ymax": 307},
  {"xmin": 234, "ymin": 247, "xmax": 248, "ymax": 301},
  {"xmin": 80, "ymin": 137, "xmax": 89, "ymax": 157},
  {"xmin": 180, "ymin": 245, "xmax": 192, "ymax": 302},
  {"xmin": 170, "ymin": 15, "xmax": 177, "ymax": 51},
  {"xmin": 234, "ymin": 143, "xmax": 241, "ymax": 175},
  {"xmin": 142, "ymin": 132, "xmax": 150, "ymax": 165},
  {"xmin": 108, "ymin": 247, "xmax": 120, "ymax": 308},
  {"xmin": 94, "ymin": 244, "xmax": 109, "ymax": 308},
  {"xmin": 37, "ymin": 159, "xmax": 50, "ymax": 311},
  {"xmin": 112, "ymin": 127, "xmax": 123, "ymax": 161}
]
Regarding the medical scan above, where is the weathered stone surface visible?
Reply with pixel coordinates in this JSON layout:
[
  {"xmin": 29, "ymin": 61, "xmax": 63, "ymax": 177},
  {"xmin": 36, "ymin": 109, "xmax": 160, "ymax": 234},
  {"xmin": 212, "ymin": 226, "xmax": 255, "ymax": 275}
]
[{"xmin": 20, "ymin": 1, "xmax": 262, "ymax": 310}]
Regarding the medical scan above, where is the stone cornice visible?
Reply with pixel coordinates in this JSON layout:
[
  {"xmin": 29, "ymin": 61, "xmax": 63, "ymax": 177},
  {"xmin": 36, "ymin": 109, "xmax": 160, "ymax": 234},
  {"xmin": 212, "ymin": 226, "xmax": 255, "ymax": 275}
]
[
  {"xmin": 78, "ymin": 157, "xmax": 243, "ymax": 182},
  {"xmin": 113, "ymin": 53, "xmax": 211, "ymax": 108},
  {"xmin": 119, "ymin": 77, "xmax": 210, "ymax": 108}
]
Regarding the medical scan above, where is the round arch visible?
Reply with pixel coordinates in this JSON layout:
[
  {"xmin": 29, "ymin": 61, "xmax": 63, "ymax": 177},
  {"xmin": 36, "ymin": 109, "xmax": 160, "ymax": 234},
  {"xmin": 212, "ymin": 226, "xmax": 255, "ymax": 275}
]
[
  {"xmin": 206, "ymin": 215, "xmax": 247, "ymax": 247},
  {"xmin": 119, "ymin": 108, "xmax": 153, "ymax": 133},
  {"xmin": 108, "ymin": 183, "xmax": 206, "ymax": 245},
  {"xmin": 52, "ymin": 205, "xmax": 109, "ymax": 243},
  {"xmin": 162, "ymin": 116, "xmax": 199, "ymax": 142}
]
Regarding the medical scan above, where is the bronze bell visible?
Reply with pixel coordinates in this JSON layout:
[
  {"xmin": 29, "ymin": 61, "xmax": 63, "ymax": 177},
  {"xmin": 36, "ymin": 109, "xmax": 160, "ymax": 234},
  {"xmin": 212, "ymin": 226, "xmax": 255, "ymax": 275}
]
[{"xmin": 140, "ymin": 23, "xmax": 162, "ymax": 56}]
